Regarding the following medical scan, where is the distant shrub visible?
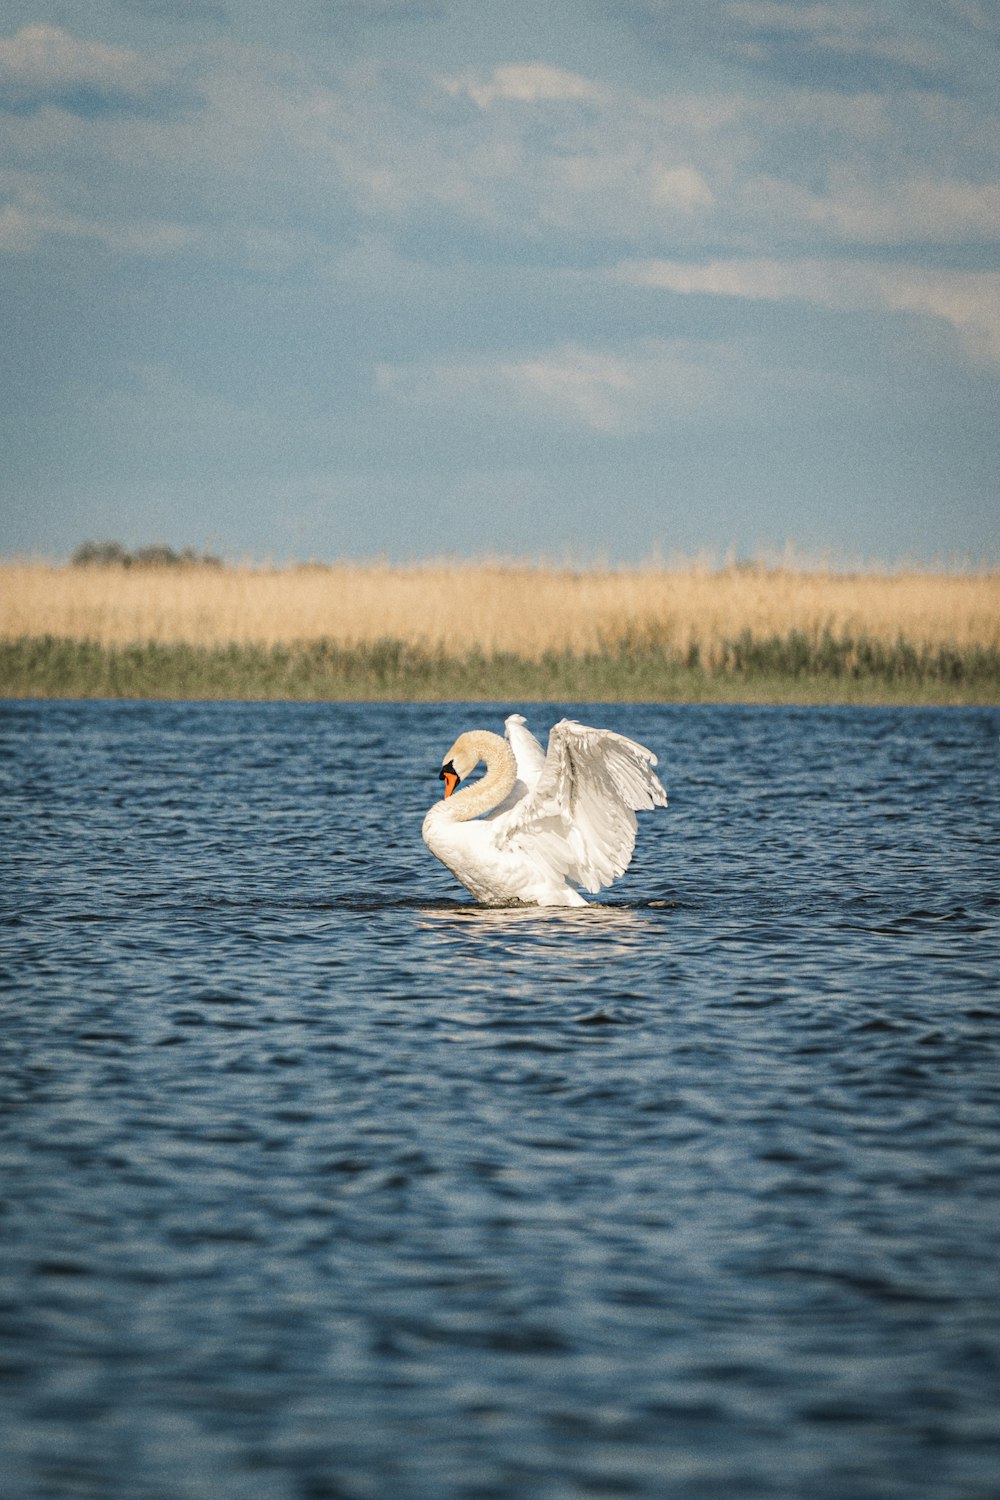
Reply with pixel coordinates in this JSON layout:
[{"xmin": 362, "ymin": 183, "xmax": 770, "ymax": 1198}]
[
  {"xmin": 71, "ymin": 540, "xmax": 133, "ymax": 567},
  {"xmin": 71, "ymin": 541, "xmax": 222, "ymax": 568},
  {"xmin": 131, "ymin": 543, "xmax": 183, "ymax": 567}
]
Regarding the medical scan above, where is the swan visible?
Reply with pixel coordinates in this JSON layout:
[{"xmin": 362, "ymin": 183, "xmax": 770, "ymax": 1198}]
[{"xmin": 422, "ymin": 713, "xmax": 667, "ymax": 906}]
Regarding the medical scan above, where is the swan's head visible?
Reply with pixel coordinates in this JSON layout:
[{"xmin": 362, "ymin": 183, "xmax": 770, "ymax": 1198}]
[{"xmin": 438, "ymin": 732, "xmax": 482, "ymax": 798}]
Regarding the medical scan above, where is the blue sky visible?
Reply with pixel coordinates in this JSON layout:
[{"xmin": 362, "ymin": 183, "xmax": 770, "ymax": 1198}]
[{"xmin": 1, "ymin": 0, "xmax": 998, "ymax": 565}]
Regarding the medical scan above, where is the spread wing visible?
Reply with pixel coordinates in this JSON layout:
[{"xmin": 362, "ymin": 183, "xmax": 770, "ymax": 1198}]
[{"xmin": 497, "ymin": 719, "xmax": 667, "ymax": 894}]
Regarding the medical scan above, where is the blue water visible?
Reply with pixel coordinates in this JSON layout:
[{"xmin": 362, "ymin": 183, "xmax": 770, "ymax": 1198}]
[{"xmin": 1, "ymin": 700, "xmax": 999, "ymax": 1500}]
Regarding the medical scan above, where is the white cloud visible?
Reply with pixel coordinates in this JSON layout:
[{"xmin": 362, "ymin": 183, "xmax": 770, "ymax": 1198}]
[
  {"xmin": 0, "ymin": 23, "xmax": 171, "ymax": 107},
  {"xmin": 377, "ymin": 340, "xmax": 729, "ymax": 433},
  {"xmin": 0, "ymin": 199, "xmax": 32, "ymax": 252},
  {"xmin": 723, "ymin": 1, "xmax": 947, "ymax": 70},
  {"xmin": 653, "ymin": 165, "xmax": 714, "ymax": 210},
  {"xmin": 10, "ymin": 207, "xmax": 194, "ymax": 255},
  {"xmin": 0, "ymin": 23, "xmax": 993, "ymax": 304},
  {"xmin": 353, "ymin": 62, "xmax": 997, "ymax": 253},
  {"xmin": 946, "ymin": 0, "xmax": 1000, "ymax": 34},
  {"xmin": 0, "ymin": 172, "xmax": 195, "ymax": 255},
  {"xmin": 500, "ymin": 347, "xmax": 643, "ymax": 433},
  {"xmin": 443, "ymin": 63, "xmax": 611, "ymax": 110},
  {"xmin": 808, "ymin": 171, "xmax": 1000, "ymax": 242},
  {"xmin": 629, "ymin": 0, "xmax": 959, "ymax": 87},
  {"xmin": 617, "ymin": 256, "xmax": 1000, "ymax": 363},
  {"xmin": 725, "ymin": 2, "xmax": 871, "ymax": 30}
]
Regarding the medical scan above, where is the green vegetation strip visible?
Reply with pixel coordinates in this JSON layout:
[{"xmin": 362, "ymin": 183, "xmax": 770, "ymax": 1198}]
[{"xmin": 2, "ymin": 634, "xmax": 998, "ymax": 704}]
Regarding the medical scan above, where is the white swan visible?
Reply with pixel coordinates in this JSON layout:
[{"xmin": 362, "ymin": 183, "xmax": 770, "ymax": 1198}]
[{"xmin": 422, "ymin": 713, "xmax": 667, "ymax": 906}]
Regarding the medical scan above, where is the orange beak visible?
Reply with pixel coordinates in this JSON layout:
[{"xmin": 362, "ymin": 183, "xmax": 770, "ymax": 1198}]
[{"xmin": 442, "ymin": 770, "xmax": 460, "ymax": 798}]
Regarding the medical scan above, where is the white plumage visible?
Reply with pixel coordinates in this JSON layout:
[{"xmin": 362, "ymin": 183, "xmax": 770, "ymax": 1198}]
[{"xmin": 422, "ymin": 713, "xmax": 667, "ymax": 906}]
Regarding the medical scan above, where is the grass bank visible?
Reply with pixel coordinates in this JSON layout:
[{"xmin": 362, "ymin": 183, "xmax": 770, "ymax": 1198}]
[{"xmin": 2, "ymin": 634, "xmax": 997, "ymax": 704}]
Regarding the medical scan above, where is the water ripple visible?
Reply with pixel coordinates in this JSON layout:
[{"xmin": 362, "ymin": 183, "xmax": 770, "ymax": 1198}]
[{"xmin": 1, "ymin": 700, "xmax": 999, "ymax": 1500}]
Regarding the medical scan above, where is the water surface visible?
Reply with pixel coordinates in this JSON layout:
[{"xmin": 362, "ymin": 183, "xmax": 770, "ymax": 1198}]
[{"xmin": 2, "ymin": 701, "xmax": 999, "ymax": 1499}]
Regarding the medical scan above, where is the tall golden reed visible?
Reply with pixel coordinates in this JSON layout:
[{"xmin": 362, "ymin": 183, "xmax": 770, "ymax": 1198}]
[{"xmin": 1, "ymin": 560, "xmax": 997, "ymax": 662}]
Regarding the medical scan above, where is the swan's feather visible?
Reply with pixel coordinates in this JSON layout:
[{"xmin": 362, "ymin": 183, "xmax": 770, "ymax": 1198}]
[
  {"xmin": 497, "ymin": 719, "xmax": 668, "ymax": 895},
  {"xmin": 504, "ymin": 713, "xmax": 547, "ymax": 787}
]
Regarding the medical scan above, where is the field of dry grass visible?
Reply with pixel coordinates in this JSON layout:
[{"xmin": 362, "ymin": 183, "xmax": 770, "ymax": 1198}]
[{"xmin": 3, "ymin": 560, "xmax": 998, "ymax": 662}]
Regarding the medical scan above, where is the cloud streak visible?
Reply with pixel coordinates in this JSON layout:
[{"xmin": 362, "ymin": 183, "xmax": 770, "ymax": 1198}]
[
  {"xmin": 0, "ymin": 23, "xmax": 183, "ymax": 116},
  {"xmin": 3, "ymin": 20, "xmax": 994, "ymax": 272},
  {"xmin": 443, "ymin": 62, "xmax": 611, "ymax": 109},
  {"xmin": 619, "ymin": 0, "xmax": 973, "ymax": 91},
  {"xmin": 378, "ymin": 338, "xmax": 754, "ymax": 435},
  {"xmin": 616, "ymin": 257, "xmax": 1000, "ymax": 364}
]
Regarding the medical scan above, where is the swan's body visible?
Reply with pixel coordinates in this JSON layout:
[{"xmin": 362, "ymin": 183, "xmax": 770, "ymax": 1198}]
[{"xmin": 422, "ymin": 714, "xmax": 667, "ymax": 906}]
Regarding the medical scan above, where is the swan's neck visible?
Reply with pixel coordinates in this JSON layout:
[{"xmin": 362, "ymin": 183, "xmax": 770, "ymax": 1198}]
[{"xmin": 444, "ymin": 732, "xmax": 517, "ymax": 822}]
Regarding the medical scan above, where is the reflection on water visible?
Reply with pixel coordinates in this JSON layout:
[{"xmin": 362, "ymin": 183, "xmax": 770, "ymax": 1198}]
[
  {"xmin": 415, "ymin": 899, "xmax": 650, "ymax": 944},
  {"xmin": 1, "ymin": 700, "xmax": 999, "ymax": 1500}
]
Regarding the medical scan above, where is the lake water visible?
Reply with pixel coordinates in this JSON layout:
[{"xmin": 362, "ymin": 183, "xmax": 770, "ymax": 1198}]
[{"xmin": 2, "ymin": 700, "xmax": 999, "ymax": 1500}]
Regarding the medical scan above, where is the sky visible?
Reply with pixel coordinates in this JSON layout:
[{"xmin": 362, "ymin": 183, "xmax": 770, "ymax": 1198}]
[{"xmin": 1, "ymin": 0, "xmax": 998, "ymax": 566}]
